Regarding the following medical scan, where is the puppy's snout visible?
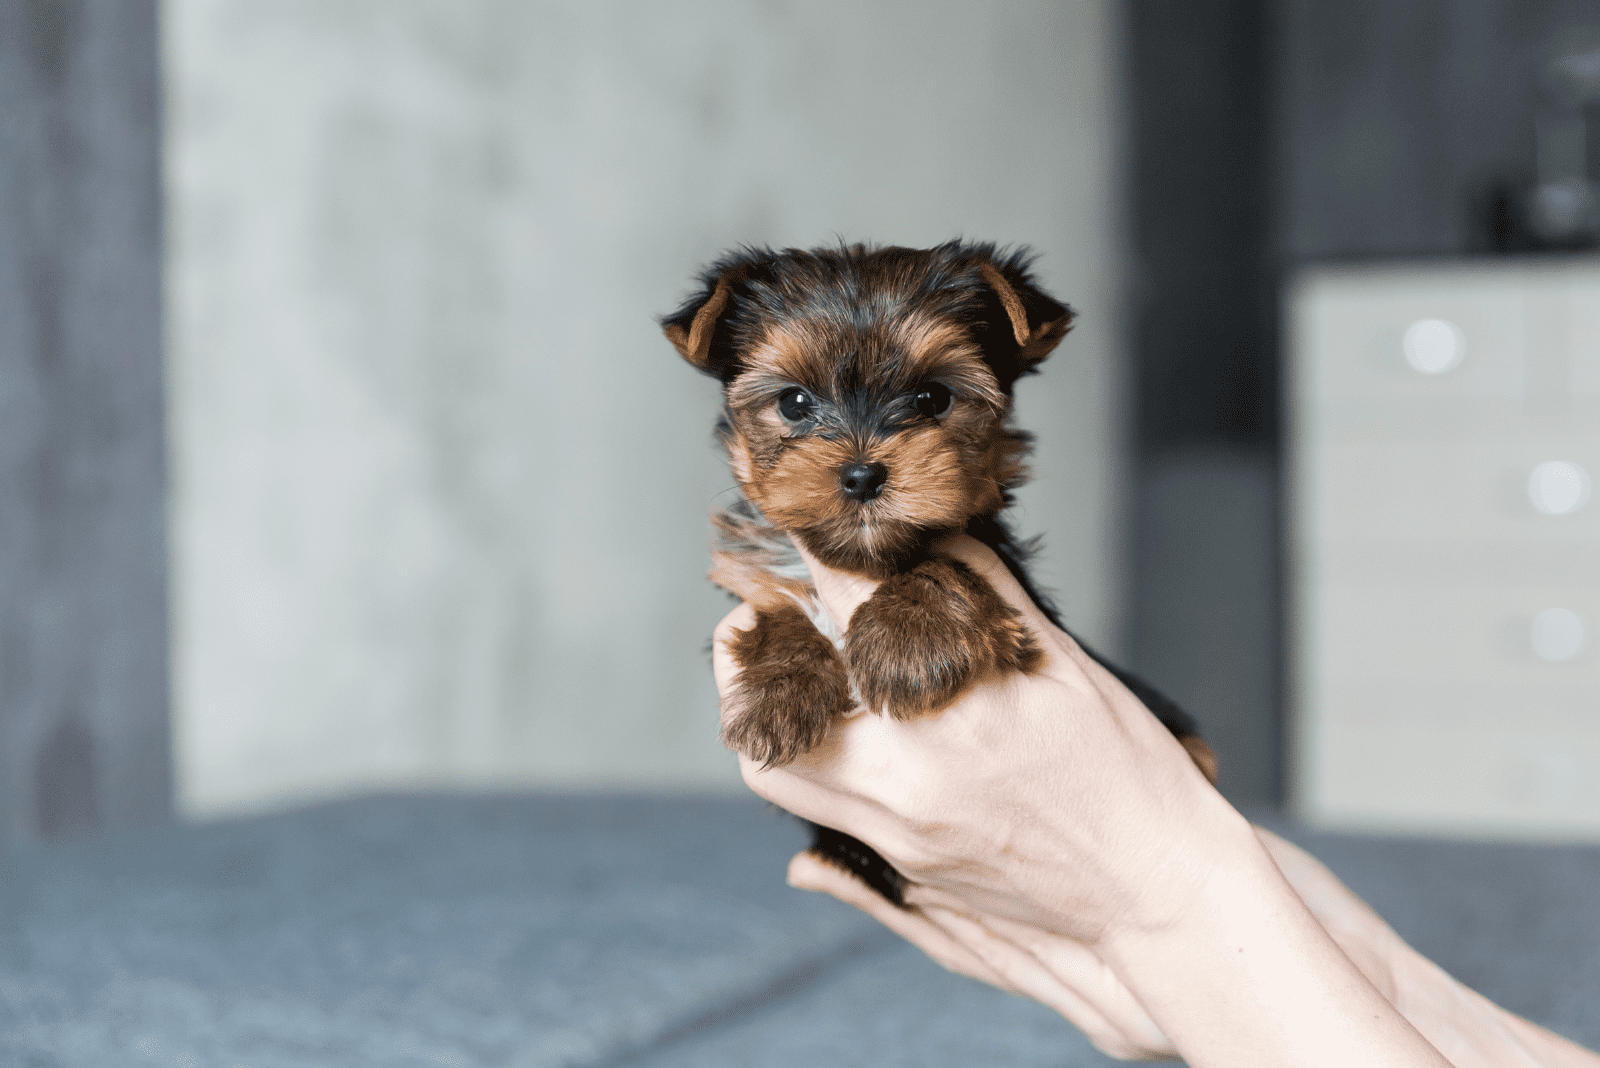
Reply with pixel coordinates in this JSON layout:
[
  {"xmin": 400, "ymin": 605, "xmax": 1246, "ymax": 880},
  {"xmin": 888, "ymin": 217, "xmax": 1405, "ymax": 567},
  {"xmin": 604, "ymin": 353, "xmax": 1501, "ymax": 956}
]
[{"xmin": 839, "ymin": 462, "xmax": 889, "ymax": 502}]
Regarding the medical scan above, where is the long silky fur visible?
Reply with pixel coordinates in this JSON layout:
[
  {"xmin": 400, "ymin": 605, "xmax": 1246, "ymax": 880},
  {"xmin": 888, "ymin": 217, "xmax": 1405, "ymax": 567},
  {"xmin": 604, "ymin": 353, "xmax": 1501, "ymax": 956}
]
[{"xmin": 667, "ymin": 241, "xmax": 1212, "ymax": 906}]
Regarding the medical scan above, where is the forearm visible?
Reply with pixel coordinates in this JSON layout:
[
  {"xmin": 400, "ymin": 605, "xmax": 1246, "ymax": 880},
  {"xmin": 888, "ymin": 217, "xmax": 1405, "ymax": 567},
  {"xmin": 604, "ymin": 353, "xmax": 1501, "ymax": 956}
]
[
  {"xmin": 1093, "ymin": 805, "xmax": 1454, "ymax": 1068},
  {"xmin": 1348, "ymin": 917, "xmax": 1596, "ymax": 1068},
  {"xmin": 1256, "ymin": 827, "xmax": 1600, "ymax": 1068}
]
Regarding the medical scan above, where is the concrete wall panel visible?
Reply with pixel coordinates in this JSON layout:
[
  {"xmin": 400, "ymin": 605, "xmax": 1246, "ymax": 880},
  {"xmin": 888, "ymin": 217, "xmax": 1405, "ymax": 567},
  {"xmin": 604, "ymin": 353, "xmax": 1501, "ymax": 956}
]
[
  {"xmin": 164, "ymin": 0, "xmax": 1128, "ymax": 816},
  {"xmin": 0, "ymin": 0, "xmax": 168, "ymax": 849}
]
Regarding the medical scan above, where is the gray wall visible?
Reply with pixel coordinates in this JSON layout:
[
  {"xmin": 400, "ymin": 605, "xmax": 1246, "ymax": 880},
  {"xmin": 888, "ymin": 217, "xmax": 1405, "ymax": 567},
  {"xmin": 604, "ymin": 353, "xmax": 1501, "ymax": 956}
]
[
  {"xmin": 164, "ymin": 0, "xmax": 1132, "ymax": 817},
  {"xmin": 0, "ymin": 0, "xmax": 169, "ymax": 850},
  {"xmin": 1124, "ymin": 0, "xmax": 1600, "ymax": 810},
  {"xmin": 1279, "ymin": 0, "xmax": 1600, "ymax": 260},
  {"xmin": 1124, "ymin": 0, "xmax": 1282, "ymax": 807}
]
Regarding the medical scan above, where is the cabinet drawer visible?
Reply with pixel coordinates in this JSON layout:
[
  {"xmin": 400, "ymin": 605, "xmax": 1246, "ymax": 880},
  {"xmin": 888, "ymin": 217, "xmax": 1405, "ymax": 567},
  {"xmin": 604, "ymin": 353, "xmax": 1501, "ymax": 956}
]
[
  {"xmin": 1291, "ymin": 266, "xmax": 1528, "ymax": 403},
  {"xmin": 1300, "ymin": 714, "xmax": 1600, "ymax": 839},
  {"xmin": 1307, "ymin": 539, "xmax": 1600, "ymax": 588},
  {"xmin": 1305, "ymin": 579, "xmax": 1599, "ymax": 684},
  {"xmin": 1299, "ymin": 440, "xmax": 1600, "ymax": 542},
  {"xmin": 1290, "ymin": 260, "xmax": 1600, "ymax": 839},
  {"xmin": 1548, "ymin": 266, "xmax": 1600, "ymax": 399}
]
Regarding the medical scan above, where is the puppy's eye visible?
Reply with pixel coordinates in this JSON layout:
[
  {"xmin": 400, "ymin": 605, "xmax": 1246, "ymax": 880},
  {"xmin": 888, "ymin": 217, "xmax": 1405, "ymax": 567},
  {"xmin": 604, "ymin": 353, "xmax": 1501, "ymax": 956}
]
[
  {"xmin": 777, "ymin": 387, "xmax": 816, "ymax": 422},
  {"xmin": 912, "ymin": 382, "xmax": 953, "ymax": 418}
]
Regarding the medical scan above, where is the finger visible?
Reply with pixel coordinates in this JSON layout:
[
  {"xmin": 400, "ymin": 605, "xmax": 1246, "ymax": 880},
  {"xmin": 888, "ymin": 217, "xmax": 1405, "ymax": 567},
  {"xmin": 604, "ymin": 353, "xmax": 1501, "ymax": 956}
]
[
  {"xmin": 920, "ymin": 905, "xmax": 1103, "ymax": 1014},
  {"xmin": 791, "ymin": 540, "xmax": 880, "ymax": 636},
  {"xmin": 736, "ymin": 707, "xmax": 908, "ymax": 835},
  {"xmin": 919, "ymin": 906, "xmax": 1171, "ymax": 1061},
  {"xmin": 786, "ymin": 852, "xmax": 1013, "ymax": 989},
  {"xmin": 935, "ymin": 534, "xmax": 1063, "ymax": 636},
  {"xmin": 976, "ymin": 912, "xmax": 1176, "ymax": 1059},
  {"xmin": 934, "ymin": 908, "xmax": 1177, "ymax": 1061},
  {"xmin": 710, "ymin": 602, "xmax": 758, "ymax": 730}
]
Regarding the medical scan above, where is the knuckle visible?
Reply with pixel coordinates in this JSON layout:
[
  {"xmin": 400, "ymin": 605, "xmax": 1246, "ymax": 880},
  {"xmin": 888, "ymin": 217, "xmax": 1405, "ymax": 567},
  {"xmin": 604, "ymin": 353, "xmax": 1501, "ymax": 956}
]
[{"xmin": 737, "ymin": 757, "xmax": 768, "ymax": 794}]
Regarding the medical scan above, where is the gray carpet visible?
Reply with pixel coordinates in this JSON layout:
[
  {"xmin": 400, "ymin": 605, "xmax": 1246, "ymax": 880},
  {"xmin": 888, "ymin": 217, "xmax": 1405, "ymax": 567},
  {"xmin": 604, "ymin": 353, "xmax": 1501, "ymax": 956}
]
[{"xmin": 0, "ymin": 794, "xmax": 1595, "ymax": 1067}]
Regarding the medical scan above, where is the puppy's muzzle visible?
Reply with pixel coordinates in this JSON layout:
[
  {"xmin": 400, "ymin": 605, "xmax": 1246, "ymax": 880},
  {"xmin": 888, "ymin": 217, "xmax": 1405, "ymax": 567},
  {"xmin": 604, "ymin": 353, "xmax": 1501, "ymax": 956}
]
[{"xmin": 838, "ymin": 462, "xmax": 888, "ymax": 502}]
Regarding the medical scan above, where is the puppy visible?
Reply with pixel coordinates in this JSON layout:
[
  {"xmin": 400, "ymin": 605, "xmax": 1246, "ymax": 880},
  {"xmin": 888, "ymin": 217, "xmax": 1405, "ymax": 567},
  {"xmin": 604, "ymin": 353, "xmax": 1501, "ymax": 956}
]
[{"xmin": 664, "ymin": 240, "xmax": 1214, "ymax": 904}]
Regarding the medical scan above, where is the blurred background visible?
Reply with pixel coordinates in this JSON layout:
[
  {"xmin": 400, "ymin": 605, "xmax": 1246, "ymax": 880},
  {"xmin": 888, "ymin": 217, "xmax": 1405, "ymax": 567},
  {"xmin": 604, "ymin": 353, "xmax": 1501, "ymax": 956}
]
[{"xmin": 2, "ymin": 0, "xmax": 1597, "ymax": 850}]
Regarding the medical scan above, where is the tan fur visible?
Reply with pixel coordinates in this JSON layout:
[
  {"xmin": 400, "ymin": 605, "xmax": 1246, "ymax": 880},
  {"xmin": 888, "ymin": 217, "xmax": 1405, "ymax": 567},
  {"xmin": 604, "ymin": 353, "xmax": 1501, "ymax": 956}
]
[
  {"xmin": 846, "ymin": 556, "xmax": 1041, "ymax": 717},
  {"xmin": 1182, "ymin": 736, "xmax": 1220, "ymax": 784},
  {"xmin": 667, "ymin": 243, "xmax": 1210, "ymax": 782},
  {"xmin": 745, "ymin": 427, "xmax": 974, "ymax": 578},
  {"xmin": 723, "ymin": 603, "xmax": 852, "ymax": 766},
  {"xmin": 977, "ymin": 260, "xmax": 1076, "ymax": 371},
  {"xmin": 665, "ymin": 269, "xmax": 739, "ymax": 369},
  {"xmin": 979, "ymin": 262, "xmax": 1032, "ymax": 346}
]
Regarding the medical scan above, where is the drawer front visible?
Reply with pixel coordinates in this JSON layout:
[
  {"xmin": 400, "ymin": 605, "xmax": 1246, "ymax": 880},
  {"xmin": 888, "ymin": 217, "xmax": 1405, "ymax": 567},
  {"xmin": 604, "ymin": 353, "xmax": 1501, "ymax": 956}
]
[
  {"xmin": 1554, "ymin": 268, "xmax": 1600, "ymax": 399},
  {"xmin": 1291, "ymin": 260, "xmax": 1600, "ymax": 839},
  {"xmin": 1298, "ymin": 440, "xmax": 1600, "ymax": 542},
  {"xmin": 1300, "ymin": 711, "xmax": 1600, "ymax": 838},
  {"xmin": 1302, "ymin": 578, "xmax": 1600, "ymax": 685},
  {"xmin": 1295, "ymin": 574, "xmax": 1600, "ymax": 836},
  {"xmin": 1306, "ymin": 539, "xmax": 1600, "ymax": 588},
  {"xmin": 1291, "ymin": 260, "xmax": 1600, "ymax": 426},
  {"xmin": 1291, "ymin": 266, "xmax": 1529, "ymax": 403}
]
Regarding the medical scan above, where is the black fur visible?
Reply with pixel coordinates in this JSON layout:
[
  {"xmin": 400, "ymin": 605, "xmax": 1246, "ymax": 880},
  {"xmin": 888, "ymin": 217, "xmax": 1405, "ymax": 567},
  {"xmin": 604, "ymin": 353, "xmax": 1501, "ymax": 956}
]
[
  {"xmin": 667, "ymin": 241, "xmax": 1199, "ymax": 909},
  {"xmin": 660, "ymin": 239, "xmax": 1067, "ymax": 393}
]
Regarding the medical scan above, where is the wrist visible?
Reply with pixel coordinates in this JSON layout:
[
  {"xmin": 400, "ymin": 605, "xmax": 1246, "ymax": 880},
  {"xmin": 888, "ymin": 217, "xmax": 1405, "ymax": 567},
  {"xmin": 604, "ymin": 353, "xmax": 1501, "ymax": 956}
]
[
  {"xmin": 1092, "ymin": 808, "xmax": 1289, "ymax": 973},
  {"xmin": 1073, "ymin": 784, "xmax": 1262, "ymax": 950},
  {"xmin": 1091, "ymin": 821, "xmax": 1453, "ymax": 1068}
]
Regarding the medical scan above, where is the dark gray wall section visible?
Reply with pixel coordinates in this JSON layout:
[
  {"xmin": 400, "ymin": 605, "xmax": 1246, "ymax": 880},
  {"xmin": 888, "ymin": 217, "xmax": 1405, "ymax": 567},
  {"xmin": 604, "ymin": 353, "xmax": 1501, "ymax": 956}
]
[
  {"xmin": 1125, "ymin": 0, "xmax": 1283, "ymax": 808},
  {"xmin": 1279, "ymin": 0, "xmax": 1600, "ymax": 261},
  {"xmin": 1129, "ymin": 0, "xmax": 1277, "ymax": 451},
  {"xmin": 1129, "ymin": 452, "xmax": 1281, "ymax": 806},
  {"xmin": 0, "ymin": 0, "xmax": 169, "ymax": 850},
  {"xmin": 1127, "ymin": 0, "xmax": 1600, "ymax": 809}
]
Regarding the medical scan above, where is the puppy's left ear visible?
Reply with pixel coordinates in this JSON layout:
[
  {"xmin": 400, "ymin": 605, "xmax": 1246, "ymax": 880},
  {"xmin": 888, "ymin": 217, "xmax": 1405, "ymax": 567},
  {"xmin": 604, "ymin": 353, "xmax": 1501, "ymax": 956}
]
[{"xmin": 973, "ymin": 257, "xmax": 1074, "ymax": 388}]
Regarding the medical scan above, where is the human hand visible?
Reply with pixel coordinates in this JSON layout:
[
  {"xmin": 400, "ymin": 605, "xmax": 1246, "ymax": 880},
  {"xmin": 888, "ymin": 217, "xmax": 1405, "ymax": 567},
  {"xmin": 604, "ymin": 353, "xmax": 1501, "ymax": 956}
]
[
  {"xmin": 710, "ymin": 534, "xmax": 1247, "ymax": 948},
  {"xmin": 778, "ymin": 825, "xmax": 1427, "ymax": 1062},
  {"xmin": 792, "ymin": 824, "xmax": 1600, "ymax": 1068},
  {"xmin": 776, "ymin": 821, "xmax": 1450, "ymax": 1062},
  {"xmin": 711, "ymin": 538, "xmax": 1468, "ymax": 1068},
  {"xmin": 785, "ymin": 848, "xmax": 1179, "ymax": 1061}
]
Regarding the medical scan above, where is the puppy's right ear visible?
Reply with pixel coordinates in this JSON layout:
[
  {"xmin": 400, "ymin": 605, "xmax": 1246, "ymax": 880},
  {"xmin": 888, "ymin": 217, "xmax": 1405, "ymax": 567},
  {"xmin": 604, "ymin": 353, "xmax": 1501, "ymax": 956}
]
[
  {"xmin": 662, "ymin": 270, "xmax": 740, "ymax": 374},
  {"xmin": 661, "ymin": 250, "xmax": 773, "ymax": 381}
]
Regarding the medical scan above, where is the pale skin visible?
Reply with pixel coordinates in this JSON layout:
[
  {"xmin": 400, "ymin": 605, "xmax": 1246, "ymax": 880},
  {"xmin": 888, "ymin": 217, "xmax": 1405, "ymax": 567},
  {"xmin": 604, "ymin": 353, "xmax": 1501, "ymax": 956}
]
[{"xmin": 711, "ymin": 535, "xmax": 1600, "ymax": 1067}]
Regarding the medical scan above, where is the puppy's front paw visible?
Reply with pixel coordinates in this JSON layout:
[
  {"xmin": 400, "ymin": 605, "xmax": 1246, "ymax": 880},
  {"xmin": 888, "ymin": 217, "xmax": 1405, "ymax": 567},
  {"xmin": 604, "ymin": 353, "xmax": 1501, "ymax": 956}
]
[
  {"xmin": 844, "ymin": 556, "xmax": 1040, "ymax": 719},
  {"xmin": 722, "ymin": 603, "xmax": 853, "ymax": 766}
]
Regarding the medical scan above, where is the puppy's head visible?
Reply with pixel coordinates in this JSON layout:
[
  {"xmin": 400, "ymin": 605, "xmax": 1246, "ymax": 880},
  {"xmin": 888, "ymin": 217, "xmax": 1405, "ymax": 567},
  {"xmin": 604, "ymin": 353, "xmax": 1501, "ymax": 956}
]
[{"xmin": 662, "ymin": 241, "xmax": 1073, "ymax": 577}]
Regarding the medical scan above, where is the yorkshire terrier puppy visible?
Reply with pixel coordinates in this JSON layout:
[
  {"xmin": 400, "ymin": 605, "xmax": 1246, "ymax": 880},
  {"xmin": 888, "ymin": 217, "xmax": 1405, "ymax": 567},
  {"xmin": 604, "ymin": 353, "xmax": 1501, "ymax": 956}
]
[{"xmin": 664, "ymin": 240, "xmax": 1215, "ymax": 904}]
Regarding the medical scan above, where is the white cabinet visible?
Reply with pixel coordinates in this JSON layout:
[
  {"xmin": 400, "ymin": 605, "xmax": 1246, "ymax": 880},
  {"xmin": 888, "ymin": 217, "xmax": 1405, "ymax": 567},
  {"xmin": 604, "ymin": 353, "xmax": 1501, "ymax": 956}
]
[{"xmin": 1289, "ymin": 260, "xmax": 1600, "ymax": 839}]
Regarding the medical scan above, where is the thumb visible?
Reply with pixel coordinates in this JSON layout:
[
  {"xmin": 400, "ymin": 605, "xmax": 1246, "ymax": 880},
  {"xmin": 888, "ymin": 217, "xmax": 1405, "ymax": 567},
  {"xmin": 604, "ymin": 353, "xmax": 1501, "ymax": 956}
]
[
  {"xmin": 792, "ymin": 540, "xmax": 880, "ymax": 636},
  {"xmin": 797, "ymin": 534, "xmax": 1057, "ymax": 643}
]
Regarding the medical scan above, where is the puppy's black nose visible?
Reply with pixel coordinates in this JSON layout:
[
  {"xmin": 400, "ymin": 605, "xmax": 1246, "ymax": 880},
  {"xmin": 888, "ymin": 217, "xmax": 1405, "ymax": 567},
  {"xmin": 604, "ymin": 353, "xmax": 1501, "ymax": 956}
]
[{"xmin": 839, "ymin": 462, "xmax": 888, "ymax": 502}]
